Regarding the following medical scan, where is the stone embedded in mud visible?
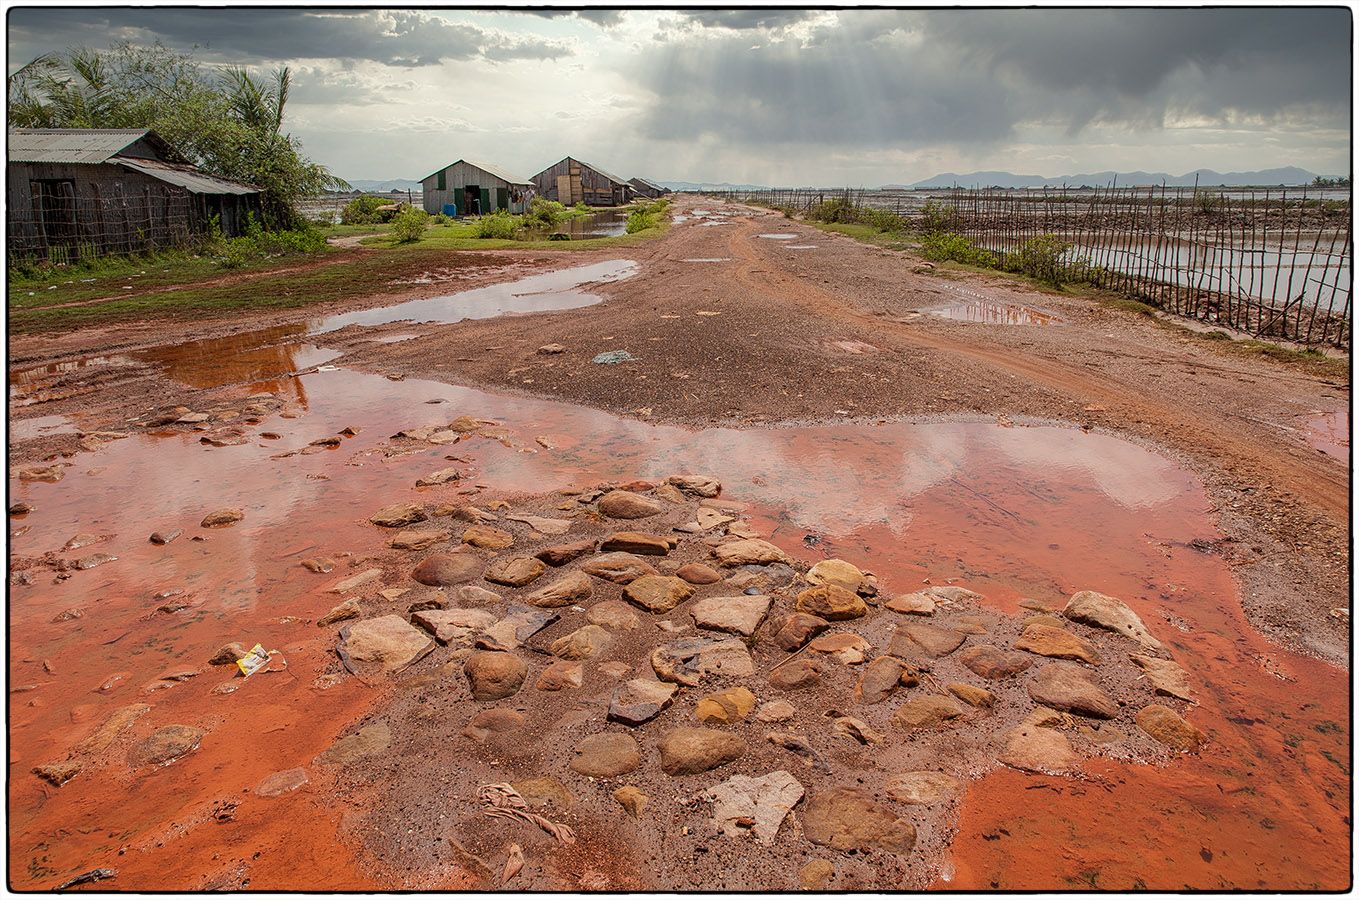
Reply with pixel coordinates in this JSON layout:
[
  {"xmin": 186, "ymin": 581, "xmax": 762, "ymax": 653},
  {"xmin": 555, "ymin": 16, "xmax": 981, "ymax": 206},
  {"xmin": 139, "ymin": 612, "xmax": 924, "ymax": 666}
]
[
  {"xmin": 33, "ymin": 759, "xmax": 81, "ymax": 787},
  {"xmin": 1027, "ymin": 662, "xmax": 1118, "ymax": 719},
  {"xmin": 318, "ymin": 722, "xmax": 391, "ymax": 765},
  {"xmin": 1024, "ymin": 614, "xmax": 1067, "ymax": 630},
  {"xmin": 484, "ymin": 555, "xmax": 547, "ymax": 587},
  {"xmin": 525, "ymin": 570, "xmax": 594, "ymax": 608},
  {"xmin": 581, "ymin": 552, "xmax": 658, "ymax": 584},
  {"xmin": 318, "ymin": 598, "xmax": 362, "ymax": 628},
  {"xmin": 536, "ymin": 539, "xmax": 597, "ymax": 567},
  {"xmin": 855, "ymin": 656, "xmax": 906, "ymax": 705},
  {"xmin": 948, "ymin": 682, "xmax": 996, "ymax": 708},
  {"xmin": 536, "ymin": 659, "xmax": 585, "ymax": 691},
  {"xmin": 537, "ymin": 343, "xmax": 567, "ymax": 355},
  {"xmin": 802, "ymin": 787, "xmax": 916, "ymax": 854},
  {"xmin": 959, "ymin": 645, "xmax": 1033, "ymax": 679},
  {"xmin": 1014, "ymin": 624, "xmax": 1102, "ymax": 665},
  {"xmin": 714, "ymin": 538, "xmax": 790, "ymax": 567},
  {"xmin": 768, "ymin": 658, "xmax": 823, "ymax": 692},
  {"xmin": 550, "ymin": 624, "xmax": 613, "ymax": 660},
  {"xmin": 805, "ymin": 558, "xmax": 869, "ymax": 592},
  {"xmin": 415, "ymin": 467, "xmax": 461, "ymax": 487},
  {"xmin": 571, "ymin": 733, "xmax": 641, "ymax": 777},
  {"xmin": 74, "ymin": 552, "xmax": 117, "ymax": 570},
  {"xmin": 676, "ymin": 563, "xmax": 723, "ymax": 585},
  {"xmin": 129, "ymin": 724, "xmax": 205, "ymax": 768},
  {"xmin": 328, "ymin": 568, "xmax": 382, "ymax": 594},
  {"xmin": 586, "ymin": 599, "xmax": 641, "ymax": 631},
  {"xmin": 955, "ymin": 615, "xmax": 988, "ymax": 635},
  {"xmin": 200, "ymin": 507, "xmax": 243, "ymax": 528},
  {"xmin": 148, "ymin": 529, "xmax": 181, "ymax": 545},
  {"xmin": 600, "ymin": 532, "xmax": 671, "ymax": 556},
  {"xmin": 706, "ymin": 769, "xmax": 804, "ymax": 845},
  {"xmin": 1063, "ymin": 590, "xmax": 1164, "ymax": 651},
  {"xmin": 832, "ymin": 715, "xmax": 884, "ymax": 745},
  {"xmin": 506, "ymin": 513, "xmax": 573, "ymax": 535},
  {"xmin": 886, "ymin": 772, "xmax": 962, "ymax": 806},
  {"xmin": 343, "ymin": 615, "xmax": 435, "ymax": 673},
  {"xmin": 512, "ymin": 775, "xmax": 573, "ymax": 810},
  {"xmin": 809, "ymin": 632, "xmax": 872, "ymax": 665},
  {"xmin": 464, "ymin": 651, "xmax": 528, "ymax": 701},
  {"xmin": 256, "ymin": 768, "xmax": 309, "ymax": 797},
  {"xmin": 411, "ymin": 551, "xmax": 483, "ymax": 586},
  {"xmin": 412, "ymin": 608, "xmax": 496, "ymax": 645},
  {"xmin": 886, "ymin": 592, "xmax": 937, "ymax": 616},
  {"xmin": 667, "ymin": 474, "xmax": 722, "ymax": 498},
  {"xmin": 1000, "ymin": 723, "xmax": 1077, "ymax": 774},
  {"xmin": 691, "ymin": 594, "xmax": 771, "ymax": 637},
  {"xmin": 799, "ymin": 860, "xmax": 836, "ymax": 890},
  {"xmin": 480, "ymin": 605, "xmax": 558, "ymax": 650},
  {"xmin": 756, "ymin": 699, "xmax": 796, "ymax": 723},
  {"xmin": 449, "ymin": 584, "xmax": 502, "ymax": 607},
  {"xmin": 613, "ymin": 785, "xmax": 649, "ymax": 818},
  {"xmin": 659, "ymin": 727, "xmax": 747, "ymax": 776},
  {"xmin": 652, "ymin": 637, "xmax": 754, "ymax": 686},
  {"xmin": 925, "ymin": 585, "xmax": 983, "ymax": 603},
  {"xmin": 369, "ymin": 504, "xmax": 426, "ymax": 528},
  {"xmin": 892, "ymin": 695, "xmax": 966, "ymax": 731},
  {"xmin": 1131, "ymin": 654, "xmax": 1194, "ymax": 701},
  {"xmin": 695, "ymin": 686, "xmax": 757, "ymax": 725},
  {"xmin": 609, "ymin": 678, "xmax": 678, "ymax": 726},
  {"xmin": 773, "ymin": 613, "xmax": 831, "ymax": 651},
  {"xmin": 463, "ymin": 708, "xmax": 526, "ymax": 742},
  {"xmin": 623, "ymin": 575, "xmax": 695, "ymax": 613},
  {"xmin": 209, "ymin": 643, "xmax": 248, "ymax": 666},
  {"xmin": 891, "ymin": 622, "xmax": 966, "ymax": 659},
  {"xmin": 19, "ymin": 464, "xmax": 65, "ymax": 483},
  {"xmin": 1135, "ymin": 704, "xmax": 1206, "ymax": 751},
  {"xmin": 598, "ymin": 490, "xmax": 664, "ymax": 519},
  {"xmin": 302, "ymin": 557, "xmax": 336, "ymax": 574},
  {"xmin": 462, "ymin": 525, "xmax": 514, "ymax": 550},
  {"xmin": 390, "ymin": 529, "xmax": 449, "ymax": 551},
  {"xmin": 795, "ymin": 584, "xmax": 868, "ymax": 621}
]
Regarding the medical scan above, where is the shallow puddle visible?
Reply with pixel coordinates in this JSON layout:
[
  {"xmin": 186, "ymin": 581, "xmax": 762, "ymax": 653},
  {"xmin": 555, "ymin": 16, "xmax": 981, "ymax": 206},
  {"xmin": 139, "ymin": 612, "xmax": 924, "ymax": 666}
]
[
  {"xmin": 1301, "ymin": 408, "xmax": 1349, "ymax": 461},
  {"xmin": 786, "ymin": 244, "xmax": 819, "ymax": 250},
  {"xmin": 311, "ymin": 259, "xmax": 638, "ymax": 333},
  {"xmin": 7, "ymin": 350, "xmax": 1348, "ymax": 888},
  {"xmin": 9, "ymin": 413, "xmax": 78, "ymax": 441},
  {"xmin": 758, "ymin": 233, "xmax": 799, "ymax": 240},
  {"xmin": 927, "ymin": 299, "xmax": 1060, "ymax": 326}
]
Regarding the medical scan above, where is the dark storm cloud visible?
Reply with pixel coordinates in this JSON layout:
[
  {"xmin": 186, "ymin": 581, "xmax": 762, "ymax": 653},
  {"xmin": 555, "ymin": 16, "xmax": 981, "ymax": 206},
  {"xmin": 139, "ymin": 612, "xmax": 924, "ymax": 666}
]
[
  {"xmin": 6, "ymin": 8, "xmax": 571, "ymax": 68},
  {"xmin": 518, "ymin": 9, "xmax": 626, "ymax": 28},
  {"xmin": 632, "ymin": 8, "xmax": 1350, "ymax": 149},
  {"xmin": 676, "ymin": 10, "xmax": 820, "ymax": 31}
]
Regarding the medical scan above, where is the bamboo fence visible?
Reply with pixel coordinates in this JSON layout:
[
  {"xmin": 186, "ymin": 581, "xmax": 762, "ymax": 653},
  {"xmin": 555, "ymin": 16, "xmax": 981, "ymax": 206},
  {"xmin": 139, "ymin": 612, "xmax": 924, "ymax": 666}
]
[{"xmin": 709, "ymin": 185, "xmax": 1352, "ymax": 349}]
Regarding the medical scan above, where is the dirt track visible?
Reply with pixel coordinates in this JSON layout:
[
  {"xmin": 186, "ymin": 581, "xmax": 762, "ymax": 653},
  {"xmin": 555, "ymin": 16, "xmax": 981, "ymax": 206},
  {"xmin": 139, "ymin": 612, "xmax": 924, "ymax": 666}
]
[{"xmin": 9, "ymin": 198, "xmax": 1349, "ymax": 661}]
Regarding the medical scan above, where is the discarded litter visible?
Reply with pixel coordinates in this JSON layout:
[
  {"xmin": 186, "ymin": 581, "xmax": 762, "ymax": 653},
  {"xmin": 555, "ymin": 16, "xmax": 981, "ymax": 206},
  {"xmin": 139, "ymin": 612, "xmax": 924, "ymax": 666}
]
[
  {"xmin": 592, "ymin": 351, "xmax": 637, "ymax": 365},
  {"xmin": 236, "ymin": 644, "xmax": 272, "ymax": 677}
]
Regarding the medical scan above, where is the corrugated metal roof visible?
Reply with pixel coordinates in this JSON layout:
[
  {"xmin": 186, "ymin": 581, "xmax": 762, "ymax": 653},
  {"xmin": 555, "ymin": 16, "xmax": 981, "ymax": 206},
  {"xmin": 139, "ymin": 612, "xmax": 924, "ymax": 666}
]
[
  {"xmin": 629, "ymin": 176, "xmax": 664, "ymax": 191},
  {"xmin": 9, "ymin": 128, "xmax": 154, "ymax": 164},
  {"xmin": 572, "ymin": 158, "xmax": 628, "ymax": 186},
  {"xmin": 421, "ymin": 158, "xmax": 533, "ymax": 186},
  {"xmin": 117, "ymin": 158, "xmax": 260, "ymax": 195}
]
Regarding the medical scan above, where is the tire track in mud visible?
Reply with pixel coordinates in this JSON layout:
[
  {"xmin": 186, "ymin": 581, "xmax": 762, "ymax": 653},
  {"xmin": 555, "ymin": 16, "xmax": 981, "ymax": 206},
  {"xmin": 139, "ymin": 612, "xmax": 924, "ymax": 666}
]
[{"xmin": 724, "ymin": 216, "xmax": 1349, "ymax": 526}]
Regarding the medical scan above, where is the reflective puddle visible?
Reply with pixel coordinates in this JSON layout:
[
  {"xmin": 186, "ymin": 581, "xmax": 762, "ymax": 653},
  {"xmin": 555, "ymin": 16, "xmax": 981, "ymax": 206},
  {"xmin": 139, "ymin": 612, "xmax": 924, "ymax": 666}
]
[
  {"xmin": 927, "ymin": 299, "xmax": 1060, "ymax": 326},
  {"xmin": 758, "ymin": 233, "xmax": 799, "ymax": 240},
  {"xmin": 1301, "ymin": 408, "xmax": 1349, "ymax": 461}
]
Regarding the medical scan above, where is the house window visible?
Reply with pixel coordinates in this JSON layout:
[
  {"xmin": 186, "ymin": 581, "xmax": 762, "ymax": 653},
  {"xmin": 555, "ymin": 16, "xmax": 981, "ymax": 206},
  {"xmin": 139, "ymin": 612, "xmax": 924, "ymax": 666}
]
[{"xmin": 436, "ymin": 170, "xmax": 446, "ymax": 191}]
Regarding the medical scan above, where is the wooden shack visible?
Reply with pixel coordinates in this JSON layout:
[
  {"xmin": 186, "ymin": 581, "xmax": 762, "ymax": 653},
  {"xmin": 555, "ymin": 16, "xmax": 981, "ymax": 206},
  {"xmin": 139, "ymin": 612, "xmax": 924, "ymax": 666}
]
[
  {"xmin": 420, "ymin": 159, "xmax": 534, "ymax": 216},
  {"xmin": 627, "ymin": 177, "xmax": 670, "ymax": 199},
  {"xmin": 7, "ymin": 128, "xmax": 262, "ymax": 260},
  {"xmin": 531, "ymin": 157, "xmax": 632, "ymax": 207}
]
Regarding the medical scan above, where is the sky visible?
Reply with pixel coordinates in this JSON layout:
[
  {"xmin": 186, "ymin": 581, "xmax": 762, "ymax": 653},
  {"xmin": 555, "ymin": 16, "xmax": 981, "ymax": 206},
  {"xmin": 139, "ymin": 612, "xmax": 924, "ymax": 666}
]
[{"xmin": 7, "ymin": 6, "xmax": 1352, "ymax": 185}]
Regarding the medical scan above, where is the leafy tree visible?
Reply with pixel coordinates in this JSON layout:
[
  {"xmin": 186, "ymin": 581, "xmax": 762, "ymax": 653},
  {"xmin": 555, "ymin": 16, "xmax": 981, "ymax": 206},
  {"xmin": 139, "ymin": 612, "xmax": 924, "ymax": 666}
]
[{"xmin": 7, "ymin": 42, "xmax": 345, "ymax": 227}]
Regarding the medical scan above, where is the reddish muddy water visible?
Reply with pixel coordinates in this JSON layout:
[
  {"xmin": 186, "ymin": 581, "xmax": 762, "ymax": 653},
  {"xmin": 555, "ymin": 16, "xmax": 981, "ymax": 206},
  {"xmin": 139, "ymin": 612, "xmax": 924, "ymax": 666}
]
[
  {"xmin": 1302, "ymin": 408, "xmax": 1350, "ymax": 462},
  {"xmin": 8, "ymin": 339, "xmax": 1349, "ymax": 888}
]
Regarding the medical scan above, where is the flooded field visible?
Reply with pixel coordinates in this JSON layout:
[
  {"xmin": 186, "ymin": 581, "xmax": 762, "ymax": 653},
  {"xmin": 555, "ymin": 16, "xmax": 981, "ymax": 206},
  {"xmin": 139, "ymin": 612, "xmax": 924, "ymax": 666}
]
[{"xmin": 521, "ymin": 210, "xmax": 630, "ymax": 241}]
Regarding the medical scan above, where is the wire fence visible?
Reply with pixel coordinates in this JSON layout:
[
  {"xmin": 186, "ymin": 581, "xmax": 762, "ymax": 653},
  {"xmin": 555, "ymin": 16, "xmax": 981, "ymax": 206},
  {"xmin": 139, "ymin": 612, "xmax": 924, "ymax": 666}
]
[{"xmin": 708, "ymin": 185, "xmax": 1352, "ymax": 349}]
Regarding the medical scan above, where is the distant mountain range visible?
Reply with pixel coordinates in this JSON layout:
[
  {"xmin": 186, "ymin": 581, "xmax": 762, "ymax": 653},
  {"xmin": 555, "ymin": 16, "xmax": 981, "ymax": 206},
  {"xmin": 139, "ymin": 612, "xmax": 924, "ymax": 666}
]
[
  {"xmin": 895, "ymin": 167, "xmax": 1329, "ymax": 189},
  {"xmin": 658, "ymin": 180, "xmax": 773, "ymax": 192},
  {"xmin": 346, "ymin": 178, "xmax": 423, "ymax": 193}
]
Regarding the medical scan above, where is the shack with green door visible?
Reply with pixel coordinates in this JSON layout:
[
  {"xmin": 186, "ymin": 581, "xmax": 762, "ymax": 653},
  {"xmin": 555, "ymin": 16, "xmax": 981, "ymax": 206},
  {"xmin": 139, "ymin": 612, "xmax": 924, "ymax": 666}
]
[{"xmin": 420, "ymin": 159, "xmax": 535, "ymax": 216}]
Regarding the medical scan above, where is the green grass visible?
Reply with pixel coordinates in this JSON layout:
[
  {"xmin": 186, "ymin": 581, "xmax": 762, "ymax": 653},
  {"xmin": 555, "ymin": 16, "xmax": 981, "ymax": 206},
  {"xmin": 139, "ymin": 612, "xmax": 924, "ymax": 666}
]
[
  {"xmin": 806, "ymin": 221, "xmax": 914, "ymax": 250},
  {"xmin": 356, "ymin": 217, "xmax": 669, "ymax": 251}
]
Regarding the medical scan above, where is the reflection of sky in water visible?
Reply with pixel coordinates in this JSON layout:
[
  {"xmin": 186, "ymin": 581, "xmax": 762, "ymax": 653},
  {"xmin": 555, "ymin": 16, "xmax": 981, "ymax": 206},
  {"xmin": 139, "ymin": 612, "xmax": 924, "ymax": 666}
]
[{"xmin": 10, "ymin": 366, "xmax": 1198, "ymax": 620}]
